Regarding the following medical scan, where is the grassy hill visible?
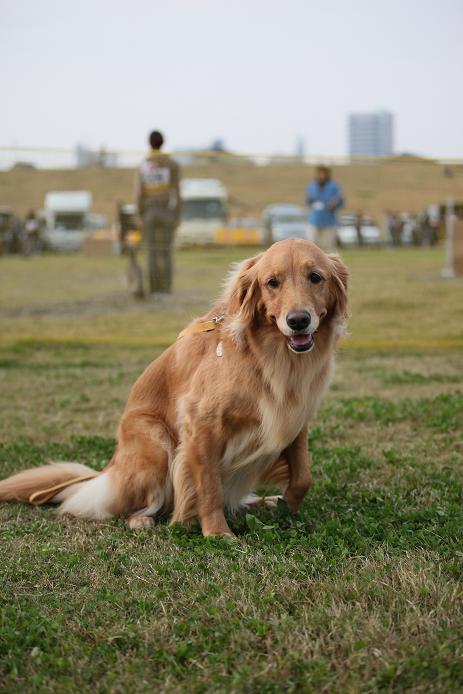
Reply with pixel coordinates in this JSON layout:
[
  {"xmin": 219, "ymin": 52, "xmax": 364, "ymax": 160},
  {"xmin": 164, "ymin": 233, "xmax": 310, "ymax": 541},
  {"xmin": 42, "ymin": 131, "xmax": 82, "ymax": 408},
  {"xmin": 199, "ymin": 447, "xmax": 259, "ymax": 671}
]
[{"xmin": 1, "ymin": 159, "xmax": 462, "ymax": 225}]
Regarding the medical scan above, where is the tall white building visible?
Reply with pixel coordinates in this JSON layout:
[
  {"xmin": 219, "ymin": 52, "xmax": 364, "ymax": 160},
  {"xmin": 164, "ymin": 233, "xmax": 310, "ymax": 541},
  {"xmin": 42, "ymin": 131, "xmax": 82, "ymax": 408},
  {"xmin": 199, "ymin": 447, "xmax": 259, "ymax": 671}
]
[{"xmin": 348, "ymin": 111, "xmax": 394, "ymax": 157}]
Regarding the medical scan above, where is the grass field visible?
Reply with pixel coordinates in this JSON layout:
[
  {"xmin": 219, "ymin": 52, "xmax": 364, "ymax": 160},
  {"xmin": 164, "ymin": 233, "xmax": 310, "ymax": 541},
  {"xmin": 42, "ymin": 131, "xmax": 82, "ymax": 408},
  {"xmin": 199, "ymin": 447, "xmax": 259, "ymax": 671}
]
[{"xmin": 0, "ymin": 247, "xmax": 462, "ymax": 692}]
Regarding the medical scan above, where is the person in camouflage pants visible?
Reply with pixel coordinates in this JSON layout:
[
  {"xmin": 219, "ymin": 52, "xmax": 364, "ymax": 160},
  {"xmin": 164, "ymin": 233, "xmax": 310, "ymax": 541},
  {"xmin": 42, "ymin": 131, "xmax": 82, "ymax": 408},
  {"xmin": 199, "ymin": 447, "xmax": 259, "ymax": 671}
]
[{"xmin": 135, "ymin": 130, "xmax": 181, "ymax": 296}]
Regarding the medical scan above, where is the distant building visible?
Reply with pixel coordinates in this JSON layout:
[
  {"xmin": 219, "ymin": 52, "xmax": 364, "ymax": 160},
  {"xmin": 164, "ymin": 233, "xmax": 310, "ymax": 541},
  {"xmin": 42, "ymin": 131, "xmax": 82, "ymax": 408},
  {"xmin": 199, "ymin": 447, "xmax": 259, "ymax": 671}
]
[
  {"xmin": 75, "ymin": 144, "xmax": 118, "ymax": 168},
  {"xmin": 348, "ymin": 111, "xmax": 394, "ymax": 157},
  {"xmin": 210, "ymin": 138, "xmax": 226, "ymax": 152}
]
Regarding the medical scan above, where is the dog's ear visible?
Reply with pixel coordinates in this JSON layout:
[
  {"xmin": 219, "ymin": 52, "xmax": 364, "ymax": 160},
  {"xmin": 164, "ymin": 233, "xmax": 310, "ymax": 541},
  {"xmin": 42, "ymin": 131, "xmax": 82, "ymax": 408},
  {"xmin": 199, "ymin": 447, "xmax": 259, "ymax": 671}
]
[
  {"xmin": 327, "ymin": 253, "xmax": 349, "ymax": 319},
  {"xmin": 222, "ymin": 253, "xmax": 262, "ymax": 324},
  {"xmin": 226, "ymin": 254, "xmax": 262, "ymax": 323}
]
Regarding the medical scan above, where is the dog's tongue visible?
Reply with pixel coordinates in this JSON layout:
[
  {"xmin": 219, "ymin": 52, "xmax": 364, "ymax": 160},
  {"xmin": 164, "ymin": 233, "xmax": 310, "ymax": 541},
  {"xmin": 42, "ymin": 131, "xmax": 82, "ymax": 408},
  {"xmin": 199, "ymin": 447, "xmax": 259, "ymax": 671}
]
[{"xmin": 291, "ymin": 334, "xmax": 313, "ymax": 347}]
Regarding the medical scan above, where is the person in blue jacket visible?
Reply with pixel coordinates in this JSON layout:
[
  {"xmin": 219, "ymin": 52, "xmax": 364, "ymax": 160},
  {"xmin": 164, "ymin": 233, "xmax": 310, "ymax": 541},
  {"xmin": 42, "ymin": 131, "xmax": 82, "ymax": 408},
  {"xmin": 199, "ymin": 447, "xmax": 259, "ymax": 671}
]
[{"xmin": 305, "ymin": 165, "xmax": 344, "ymax": 251}]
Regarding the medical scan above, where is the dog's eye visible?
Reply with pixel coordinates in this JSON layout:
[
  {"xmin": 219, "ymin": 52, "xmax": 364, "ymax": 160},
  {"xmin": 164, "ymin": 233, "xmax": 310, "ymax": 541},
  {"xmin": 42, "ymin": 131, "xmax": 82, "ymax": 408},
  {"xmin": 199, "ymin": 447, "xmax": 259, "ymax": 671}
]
[
  {"xmin": 309, "ymin": 271, "xmax": 323, "ymax": 284},
  {"xmin": 267, "ymin": 277, "xmax": 280, "ymax": 288}
]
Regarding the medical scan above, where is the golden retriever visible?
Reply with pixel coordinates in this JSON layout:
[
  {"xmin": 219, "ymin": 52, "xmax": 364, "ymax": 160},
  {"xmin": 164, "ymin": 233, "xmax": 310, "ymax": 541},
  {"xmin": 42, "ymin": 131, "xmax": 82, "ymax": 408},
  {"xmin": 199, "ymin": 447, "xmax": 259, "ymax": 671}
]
[{"xmin": 0, "ymin": 239, "xmax": 348, "ymax": 538}]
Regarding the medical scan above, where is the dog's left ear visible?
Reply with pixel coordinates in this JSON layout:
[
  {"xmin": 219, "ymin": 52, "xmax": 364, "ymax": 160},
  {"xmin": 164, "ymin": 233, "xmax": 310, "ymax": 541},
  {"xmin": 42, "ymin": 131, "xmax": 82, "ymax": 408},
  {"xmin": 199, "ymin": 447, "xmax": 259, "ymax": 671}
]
[
  {"xmin": 327, "ymin": 254, "xmax": 349, "ymax": 319},
  {"xmin": 226, "ymin": 254, "xmax": 262, "ymax": 324}
]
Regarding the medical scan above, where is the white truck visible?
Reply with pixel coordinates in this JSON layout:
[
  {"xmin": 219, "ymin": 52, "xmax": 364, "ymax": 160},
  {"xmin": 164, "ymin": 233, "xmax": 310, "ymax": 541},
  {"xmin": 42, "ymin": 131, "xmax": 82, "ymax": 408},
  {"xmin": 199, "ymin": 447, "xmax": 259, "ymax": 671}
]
[
  {"xmin": 43, "ymin": 191, "xmax": 95, "ymax": 251},
  {"xmin": 176, "ymin": 179, "xmax": 228, "ymax": 246}
]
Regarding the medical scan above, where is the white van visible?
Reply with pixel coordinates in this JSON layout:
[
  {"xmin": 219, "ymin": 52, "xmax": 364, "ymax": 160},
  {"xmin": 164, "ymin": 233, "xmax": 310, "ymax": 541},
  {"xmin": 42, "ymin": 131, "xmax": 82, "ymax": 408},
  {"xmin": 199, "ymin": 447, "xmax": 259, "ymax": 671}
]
[
  {"xmin": 43, "ymin": 191, "xmax": 93, "ymax": 251},
  {"xmin": 176, "ymin": 179, "xmax": 228, "ymax": 246}
]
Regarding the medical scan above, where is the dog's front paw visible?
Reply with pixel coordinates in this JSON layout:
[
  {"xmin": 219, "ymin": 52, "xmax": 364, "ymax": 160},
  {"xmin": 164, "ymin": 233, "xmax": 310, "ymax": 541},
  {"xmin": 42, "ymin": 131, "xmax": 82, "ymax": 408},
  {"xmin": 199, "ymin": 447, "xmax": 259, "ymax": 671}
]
[
  {"xmin": 203, "ymin": 529, "xmax": 237, "ymax": 540},
  {"xmin": 282, "ymin": 492, "xmax": 302, "ymax": 513}
]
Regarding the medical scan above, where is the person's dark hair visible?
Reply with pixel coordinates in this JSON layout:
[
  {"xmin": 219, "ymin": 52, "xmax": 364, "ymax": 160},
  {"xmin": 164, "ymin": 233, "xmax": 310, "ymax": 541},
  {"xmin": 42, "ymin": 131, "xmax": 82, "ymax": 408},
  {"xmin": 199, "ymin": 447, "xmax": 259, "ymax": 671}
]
[
  {"xmin": 149, "ymin": 130, "xmax": 164, "ymax": 149},
  {"xmin": 316, "ymin": 165, "xmax": 331, "ymax": 178}
]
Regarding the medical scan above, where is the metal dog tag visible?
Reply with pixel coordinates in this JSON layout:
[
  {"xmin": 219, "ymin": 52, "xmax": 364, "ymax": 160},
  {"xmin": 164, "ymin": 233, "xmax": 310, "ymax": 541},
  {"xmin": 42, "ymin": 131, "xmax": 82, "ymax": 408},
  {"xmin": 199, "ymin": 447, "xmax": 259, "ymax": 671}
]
[{"xmin": 216, "ymin": 341, "xmax": 223, "ymax": 357}]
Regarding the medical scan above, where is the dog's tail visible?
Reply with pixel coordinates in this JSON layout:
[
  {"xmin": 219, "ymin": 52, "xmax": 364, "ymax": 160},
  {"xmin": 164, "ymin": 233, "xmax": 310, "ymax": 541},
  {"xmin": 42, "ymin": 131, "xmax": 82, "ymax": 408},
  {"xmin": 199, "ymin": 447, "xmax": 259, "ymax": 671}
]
[{"xmin": 0, "ymin": 462, "xmax": 116, "ymax": 519}]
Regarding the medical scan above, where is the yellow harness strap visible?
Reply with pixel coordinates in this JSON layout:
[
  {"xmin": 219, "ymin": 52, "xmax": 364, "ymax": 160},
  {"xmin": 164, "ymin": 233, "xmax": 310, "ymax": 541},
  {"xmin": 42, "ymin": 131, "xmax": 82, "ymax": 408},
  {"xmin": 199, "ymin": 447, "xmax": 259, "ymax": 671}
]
[
  {"xmin": 29, "ymin": 472, "xmax": 99, "ymax": 506},
  {"xmin": 177, "ymin": 320, "xmax": 218, "ymax": 340}
]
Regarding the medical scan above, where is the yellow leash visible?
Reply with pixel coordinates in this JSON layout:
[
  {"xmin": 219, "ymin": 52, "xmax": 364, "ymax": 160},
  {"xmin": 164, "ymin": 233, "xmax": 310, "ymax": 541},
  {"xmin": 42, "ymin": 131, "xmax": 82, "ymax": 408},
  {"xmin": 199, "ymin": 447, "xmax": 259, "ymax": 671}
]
[{"xmin": 29, "ymin": 472, "xmax": 99, "ymax": 505}]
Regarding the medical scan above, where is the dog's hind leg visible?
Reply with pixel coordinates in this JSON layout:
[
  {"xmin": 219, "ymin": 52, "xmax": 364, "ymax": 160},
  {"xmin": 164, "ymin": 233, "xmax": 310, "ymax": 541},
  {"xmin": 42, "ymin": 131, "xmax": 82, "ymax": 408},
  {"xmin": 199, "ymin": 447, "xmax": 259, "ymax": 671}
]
[
  {"xmin": 241, "ymin": 493, "xmax": 283, "ymax": 509},
  {"xmin": 259, "ymin": 455, "xmax": 290, "ymax": 489},
  {"xmin": 249, "ymin": 432, "xmax": 312, "ymax": 516},
  {"xmin": 110, "ymin": 414, "xmax": 174, "ymax": 522},
  {"xmin": 127, "ymin": 512, "xmax": 155, "ymax": 529},
  {"xmin": 242, "ymin": 455, "xmax": 289, "ymax": 510},
  {"xmin": 125, "ymin": 490, "xmax": 165, "ymax": 530}
]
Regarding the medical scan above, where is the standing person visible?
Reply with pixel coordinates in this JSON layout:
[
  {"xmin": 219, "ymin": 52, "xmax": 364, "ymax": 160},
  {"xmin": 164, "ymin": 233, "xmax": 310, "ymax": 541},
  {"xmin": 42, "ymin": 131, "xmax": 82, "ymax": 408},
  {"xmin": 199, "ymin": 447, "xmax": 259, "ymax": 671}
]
[
  {"xmin": 23, "ymin": 210, "xmax": 41, "ymax": 255},
  {"xmin": 305, "ymin": 165, "xmax": 344, "ymax": 252},
  {"xmin": 389, "ymin": 212, "xmax": 403, "ymax": 246},
  {"xmin": 9, "ymin": 215, "xmax": 23, "ymax": 254},
  {"xmin": 135, "ymin": 130, "xmax": 181, "ymax": 298},
  {"xmin": 354, "ymin": 210, "xmax": 364, "ymax": 246}
]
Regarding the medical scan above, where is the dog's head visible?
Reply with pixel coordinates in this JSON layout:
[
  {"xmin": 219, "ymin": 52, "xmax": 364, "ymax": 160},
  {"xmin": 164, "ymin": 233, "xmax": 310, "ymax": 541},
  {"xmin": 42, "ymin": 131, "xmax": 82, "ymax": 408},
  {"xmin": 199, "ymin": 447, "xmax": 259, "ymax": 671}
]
[{"xmin": 225, "ymin": 239, "xmax": 348, "ymax": 353}]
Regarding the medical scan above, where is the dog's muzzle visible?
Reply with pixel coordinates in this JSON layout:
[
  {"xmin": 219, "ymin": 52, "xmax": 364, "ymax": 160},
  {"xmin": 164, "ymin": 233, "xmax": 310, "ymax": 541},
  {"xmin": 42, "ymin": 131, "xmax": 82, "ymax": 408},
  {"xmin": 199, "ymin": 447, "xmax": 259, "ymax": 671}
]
[
  {"xmin": 287, "ymin": 332, "xmax": 315, "ymax": 353},
  {"xmin": 285, "ymin": 310, "xmax": 315, "ymax": 353}
]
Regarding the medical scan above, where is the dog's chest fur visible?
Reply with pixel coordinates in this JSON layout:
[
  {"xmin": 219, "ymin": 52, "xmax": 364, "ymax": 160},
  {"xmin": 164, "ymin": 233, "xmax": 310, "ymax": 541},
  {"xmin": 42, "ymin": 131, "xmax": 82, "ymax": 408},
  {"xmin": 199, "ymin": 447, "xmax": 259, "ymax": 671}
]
[
  {"xmin": 223, "ymin": 372, "xmax": 310, "ymax": 469},
  {"xmin": 174, "ymin": 338, "xmax": 333, "ymax": 512},
  {"xmin": 221, "ymin": 349, "xmax": 327, "ymax": 508}
]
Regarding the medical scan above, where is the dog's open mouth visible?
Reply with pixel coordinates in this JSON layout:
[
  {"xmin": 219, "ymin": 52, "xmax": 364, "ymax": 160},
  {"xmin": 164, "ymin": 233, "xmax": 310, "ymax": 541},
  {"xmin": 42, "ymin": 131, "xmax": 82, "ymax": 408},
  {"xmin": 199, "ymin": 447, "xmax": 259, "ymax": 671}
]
[{"xmin": 288, "ymin": 333, "xmax": 315, "ymax": 353}]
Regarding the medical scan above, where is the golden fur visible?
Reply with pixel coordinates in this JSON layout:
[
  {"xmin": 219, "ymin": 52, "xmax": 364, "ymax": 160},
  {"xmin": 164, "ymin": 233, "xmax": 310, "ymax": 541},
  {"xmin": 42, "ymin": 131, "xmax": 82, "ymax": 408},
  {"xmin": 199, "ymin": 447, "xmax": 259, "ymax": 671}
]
[{"xmin": 0, "ymin": 239, "xmax": 348, "ymax": 538}]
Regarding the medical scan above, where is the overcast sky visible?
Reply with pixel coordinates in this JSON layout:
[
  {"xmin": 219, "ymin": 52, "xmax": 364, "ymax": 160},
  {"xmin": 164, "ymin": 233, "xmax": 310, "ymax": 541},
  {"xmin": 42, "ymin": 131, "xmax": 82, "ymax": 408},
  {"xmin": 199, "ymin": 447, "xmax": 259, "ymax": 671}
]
[{"xmin": 2, "ymin": 0, "xmax": 462, "ymax": 158}]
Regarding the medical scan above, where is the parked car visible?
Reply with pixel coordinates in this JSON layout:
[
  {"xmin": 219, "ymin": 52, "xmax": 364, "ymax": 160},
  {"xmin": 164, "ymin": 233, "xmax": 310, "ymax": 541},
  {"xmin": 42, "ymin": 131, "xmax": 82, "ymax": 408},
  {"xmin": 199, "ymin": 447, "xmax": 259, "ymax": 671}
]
[
  {"xmin": 262, "ymin": 204, "xmax": 314, "ymax": 244},
  {"xmin": 337, "ymin": 214, "xmax": 382, "ymax": 246}
]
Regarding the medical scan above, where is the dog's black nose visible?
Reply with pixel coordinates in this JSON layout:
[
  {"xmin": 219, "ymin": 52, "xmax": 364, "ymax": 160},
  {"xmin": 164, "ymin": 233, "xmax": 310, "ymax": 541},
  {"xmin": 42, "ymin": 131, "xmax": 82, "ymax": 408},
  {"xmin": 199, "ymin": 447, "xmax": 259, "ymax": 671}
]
[{"xmin": 286, "ymin": 310, "xmax": 311, "ymax": 331}]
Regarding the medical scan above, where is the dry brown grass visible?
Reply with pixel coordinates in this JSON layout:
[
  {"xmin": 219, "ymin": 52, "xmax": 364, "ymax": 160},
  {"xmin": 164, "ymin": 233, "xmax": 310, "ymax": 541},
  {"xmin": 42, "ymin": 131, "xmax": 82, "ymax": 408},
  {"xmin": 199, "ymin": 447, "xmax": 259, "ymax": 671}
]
[{"xmin": 1, "ymin": 159, "xmax": 463, "ymax": 224}]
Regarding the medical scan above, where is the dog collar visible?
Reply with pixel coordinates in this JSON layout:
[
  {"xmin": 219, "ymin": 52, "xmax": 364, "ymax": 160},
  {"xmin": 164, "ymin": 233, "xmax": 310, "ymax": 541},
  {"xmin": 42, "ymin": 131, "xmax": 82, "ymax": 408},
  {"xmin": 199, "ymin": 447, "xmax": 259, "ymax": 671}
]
[{"xmin": 177, "ymin": 314, "xmax": 224, "ymax": 340}]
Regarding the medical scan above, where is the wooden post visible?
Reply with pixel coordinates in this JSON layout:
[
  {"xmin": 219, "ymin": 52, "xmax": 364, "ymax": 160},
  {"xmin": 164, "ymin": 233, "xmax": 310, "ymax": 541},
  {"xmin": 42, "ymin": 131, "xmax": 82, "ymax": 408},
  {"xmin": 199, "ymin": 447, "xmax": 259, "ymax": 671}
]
[
  {"xmin": 442, "ymin": 198, "xmax": 456, "ymax": 278},
  {"xmin": 454, "ymin": 218, "xmax": 463, "ymax": 275}
]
